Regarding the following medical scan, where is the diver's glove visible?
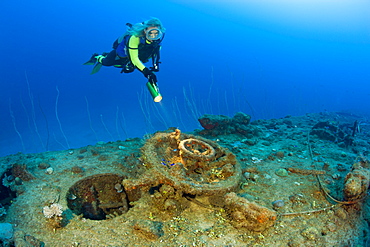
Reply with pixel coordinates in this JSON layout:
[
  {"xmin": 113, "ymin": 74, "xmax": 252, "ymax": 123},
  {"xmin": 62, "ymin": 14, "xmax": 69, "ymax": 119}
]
[{"xmin": 142, "ymin": 67, "xmax": 157, "ymax": 84}]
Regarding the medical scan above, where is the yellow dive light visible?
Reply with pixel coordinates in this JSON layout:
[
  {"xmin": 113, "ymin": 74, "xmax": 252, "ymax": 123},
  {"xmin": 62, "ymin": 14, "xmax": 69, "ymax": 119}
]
[{"xmin": 146, "ymin": 81, "xmax": 162, "ymax": 102}]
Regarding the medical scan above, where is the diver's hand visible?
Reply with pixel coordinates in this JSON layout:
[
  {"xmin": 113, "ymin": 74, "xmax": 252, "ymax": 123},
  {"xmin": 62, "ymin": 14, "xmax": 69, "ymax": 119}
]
[
  {"xmin": 142, "ymin": 67, "xmax": 157, "ymax": 83},
  {"xmin": 142, "ymin": 67, "xmax": 154, "ymax": 77}
]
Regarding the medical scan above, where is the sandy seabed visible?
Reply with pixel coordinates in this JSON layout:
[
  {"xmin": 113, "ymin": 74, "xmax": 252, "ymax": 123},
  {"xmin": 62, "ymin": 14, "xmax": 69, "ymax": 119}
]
[{"xmin": 1, "ymin": 111, "xmax": 370, "ymax": 247}]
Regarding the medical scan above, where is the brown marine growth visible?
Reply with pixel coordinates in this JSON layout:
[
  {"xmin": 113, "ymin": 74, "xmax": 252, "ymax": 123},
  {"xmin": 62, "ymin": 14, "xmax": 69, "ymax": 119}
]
[
  {"xmin": 287, "ymin": 167, "xmax": 326, "ymax": 175},
  {"xmin": 343, "ymin": 161, "xmax": 370, "ymax": 201},
  {"xmin": 224, "ymin": 192, "xmax": 277, "ymax": 232},
  {"xmin": 11, "ymin": 163, "xmax": 35, "ymax": 181},
  {"xmin": 66, "ymin": 173, "xmax": 128, "ymax": 220}
]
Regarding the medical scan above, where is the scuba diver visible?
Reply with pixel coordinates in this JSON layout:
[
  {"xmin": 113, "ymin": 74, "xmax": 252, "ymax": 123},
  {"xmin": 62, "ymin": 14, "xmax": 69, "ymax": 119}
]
[{"xmin": 84, "ymin": 17, "xmax": 165, "ymax": 102}]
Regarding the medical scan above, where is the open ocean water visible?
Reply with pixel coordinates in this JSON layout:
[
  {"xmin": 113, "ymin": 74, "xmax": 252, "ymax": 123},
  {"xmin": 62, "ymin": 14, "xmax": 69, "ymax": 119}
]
[{"xmin": 1, "ymin": 0, "xmax": 369, "ymax": 157}]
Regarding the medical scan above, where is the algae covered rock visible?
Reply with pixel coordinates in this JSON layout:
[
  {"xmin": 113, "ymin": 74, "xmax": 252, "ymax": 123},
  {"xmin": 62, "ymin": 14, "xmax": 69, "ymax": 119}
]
[
  {"xmin": 198, "ymin": 112, "xmax": 251, "ymax": 136},
  {"xmin": 343, "ymin": 161, "xmax": 370, "ymax": 201},
  {"xmin": 232, "ymin": 112, "xmax": 251, "ymax": 125},
  {"xmin": 198, "ymin": 114, "xmax": 231, "ymax": 130},
  {"xmin": 224, "ymin": 192, "xmax": 277, "ymax": 232}
]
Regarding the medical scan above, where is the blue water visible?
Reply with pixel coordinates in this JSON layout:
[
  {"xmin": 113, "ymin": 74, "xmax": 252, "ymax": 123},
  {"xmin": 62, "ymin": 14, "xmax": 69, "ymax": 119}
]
[{"xmin": 1, "ymin": 0, "xmax": 369, "ymax": 157}]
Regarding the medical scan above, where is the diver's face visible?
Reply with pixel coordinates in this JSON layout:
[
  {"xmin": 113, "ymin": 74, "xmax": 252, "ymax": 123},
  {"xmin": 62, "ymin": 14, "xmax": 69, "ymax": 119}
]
[{"xmin": 145, "ymin": 26, "xmax": 162, "ymax": 41}]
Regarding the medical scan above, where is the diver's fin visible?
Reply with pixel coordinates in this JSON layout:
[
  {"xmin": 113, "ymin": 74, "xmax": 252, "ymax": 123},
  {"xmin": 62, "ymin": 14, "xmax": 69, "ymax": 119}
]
[
  {"xmin": 91, "ymin": 63, "xmax": 103, "ymax": 74},
  {"xmin": 83, "ymin": 53, "xmax": 98, "ymax": 65},
  {"xmin": 84, "ymin": 61, "xmax": 95, "ymax": 66}
]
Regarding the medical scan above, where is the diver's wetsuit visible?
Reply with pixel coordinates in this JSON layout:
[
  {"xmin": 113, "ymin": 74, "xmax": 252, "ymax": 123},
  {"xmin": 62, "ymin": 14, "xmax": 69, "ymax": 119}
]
[
  {"xmin": 100, "ymin": 50, "xmax": 129, "ymax": 66},
  {"xmin": 100, "ymin": 35, "xmax": 161, "ymax": 72}
]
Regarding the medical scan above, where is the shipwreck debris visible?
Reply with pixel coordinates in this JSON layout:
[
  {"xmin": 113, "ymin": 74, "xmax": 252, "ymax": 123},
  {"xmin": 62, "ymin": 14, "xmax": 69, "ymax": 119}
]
[
  {"xmin": 66, "ymin": 173, "xmax": 128, "ymax": 220},
  {"xmin": 343, "ymin": 161, "xmax": 370, "ymax": 201},
  {"xmin": 123, "ymin": 129, "xmax": 242, "ymax": 197},
  {"xmin": 224, "ymin": 192, "xmax": 277, "ymax": 232}
]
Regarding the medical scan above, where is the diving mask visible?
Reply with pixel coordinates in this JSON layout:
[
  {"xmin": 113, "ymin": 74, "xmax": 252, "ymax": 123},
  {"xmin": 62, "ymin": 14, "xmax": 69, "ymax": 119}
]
[{"xmin": 145, "ymin": 28, "xmax": 163, "ymax": 41}]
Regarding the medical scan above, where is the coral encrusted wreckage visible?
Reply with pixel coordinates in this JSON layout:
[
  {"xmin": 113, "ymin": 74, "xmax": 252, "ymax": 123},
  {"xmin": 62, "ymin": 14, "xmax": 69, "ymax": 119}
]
[{"xmin": 0, "ymin": 111, "xmax": 370, "ymax": 246}]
